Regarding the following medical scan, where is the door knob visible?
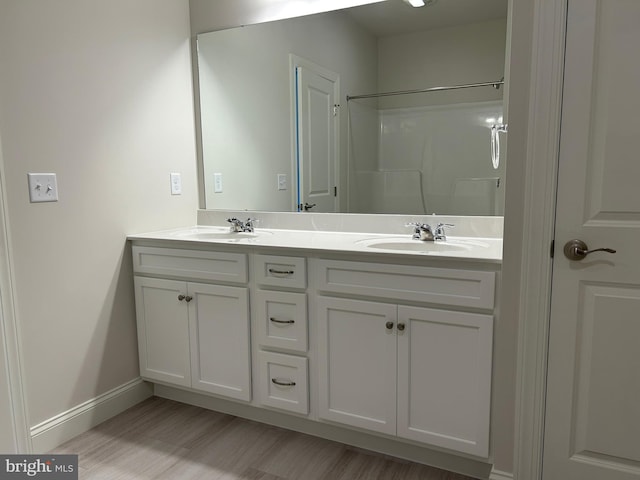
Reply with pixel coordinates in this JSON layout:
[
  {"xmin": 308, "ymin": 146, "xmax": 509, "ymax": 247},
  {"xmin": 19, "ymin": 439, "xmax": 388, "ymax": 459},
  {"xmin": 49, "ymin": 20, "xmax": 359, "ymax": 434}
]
[{"xmin": 563, "ymin": 239, "xmax": 616, "ymax": 261}]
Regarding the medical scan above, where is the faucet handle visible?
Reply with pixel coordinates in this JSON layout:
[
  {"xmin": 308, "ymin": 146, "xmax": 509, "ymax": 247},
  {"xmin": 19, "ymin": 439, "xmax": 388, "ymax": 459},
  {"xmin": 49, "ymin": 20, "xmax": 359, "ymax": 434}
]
[
  {"xmin": 405, "ymin": 222, "xmax": 423, "ymax": 239},
  {"xmin": 227, "ymin": 217, "xmax": 243, "ymax": 232},
  {"xmin": 244, "ymin": 217, "xmax": 258, "ymax": 232},
  {"xmin": 434, "ymin": 223, "xmax": 454, "ymax": 240}
]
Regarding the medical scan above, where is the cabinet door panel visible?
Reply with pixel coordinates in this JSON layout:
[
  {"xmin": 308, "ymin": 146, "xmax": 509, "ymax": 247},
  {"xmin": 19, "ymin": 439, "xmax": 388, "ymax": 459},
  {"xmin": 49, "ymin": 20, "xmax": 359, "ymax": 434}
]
[
  {"xmin": 397, "ymin": 306, "xmax": 493, "ymax": 457},
  {"xmin": 134, "ymin": 277, "xmax": 190, "ymax": 387},
  {"xmin": 317, "ymin": 297, "xmax": 397, "ymax": 435},
  {"xmin": 189, "ymin": 283, "xmax": 251, "ymax": 401}
]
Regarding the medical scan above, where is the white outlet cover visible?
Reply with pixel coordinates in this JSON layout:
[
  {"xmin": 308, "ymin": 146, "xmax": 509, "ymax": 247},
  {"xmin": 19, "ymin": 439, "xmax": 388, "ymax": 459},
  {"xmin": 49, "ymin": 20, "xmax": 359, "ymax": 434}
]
[
  {"xmin": 170, "ymin": 172, "xmax": 182, "ymax": 195},
  {"xmin": 213, "ymin": 173, "xmax": 223, "ymax": 193},
  {"xmin": 27, "ymin": 173, "xmax": 58, "ymax": 203},
  {"xmin": 277, "ymin": 174, "xmax": 287, "ymax": 191}
]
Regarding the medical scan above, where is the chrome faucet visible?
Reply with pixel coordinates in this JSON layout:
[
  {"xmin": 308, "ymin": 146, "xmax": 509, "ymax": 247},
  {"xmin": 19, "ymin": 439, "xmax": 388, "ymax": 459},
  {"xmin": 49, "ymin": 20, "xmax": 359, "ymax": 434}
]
[
  {"xmin": 406, "ymin": 222, "xmax": 435, "ymax": 241},
  {"xmin": 227, "ymin": 217, "xmax": 257, "ymax": 233},
  {"xmin": 406, "ymin": 222, "xmax": 454, "ymax": 241}
]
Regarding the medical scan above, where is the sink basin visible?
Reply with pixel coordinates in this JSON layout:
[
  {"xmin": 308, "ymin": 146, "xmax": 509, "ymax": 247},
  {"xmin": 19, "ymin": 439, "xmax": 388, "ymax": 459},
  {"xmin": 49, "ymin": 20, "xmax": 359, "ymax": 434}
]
[
  {"xmin": 169, "ymin": 227, "xmax": 271, "ymax": 241},
  {"xmin": 355, "ymin": 237, "xmax": 488, "ymax": 254}
]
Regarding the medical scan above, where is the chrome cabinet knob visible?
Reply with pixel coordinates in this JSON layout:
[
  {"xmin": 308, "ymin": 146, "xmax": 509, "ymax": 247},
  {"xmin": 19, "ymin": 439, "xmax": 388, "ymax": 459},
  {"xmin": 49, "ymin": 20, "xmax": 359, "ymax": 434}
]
[{"xmin": 563, "ymin": 239, "xmax": 616, "ymax": 261}]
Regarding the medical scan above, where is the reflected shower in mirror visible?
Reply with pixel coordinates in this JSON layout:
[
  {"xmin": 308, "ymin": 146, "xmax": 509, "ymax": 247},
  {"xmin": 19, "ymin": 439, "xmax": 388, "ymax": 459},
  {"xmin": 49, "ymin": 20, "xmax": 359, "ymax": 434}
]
[{"xmin": 197, "ymin": 0, "xmax": 508, "ymax": 214}]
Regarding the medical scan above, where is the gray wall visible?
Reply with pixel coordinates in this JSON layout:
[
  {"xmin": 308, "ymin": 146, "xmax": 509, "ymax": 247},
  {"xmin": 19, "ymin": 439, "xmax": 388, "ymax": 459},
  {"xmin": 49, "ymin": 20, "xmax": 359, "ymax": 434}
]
[{"xmin": 0, "ymin": 0, "xmax": 198, "ymax": 427}]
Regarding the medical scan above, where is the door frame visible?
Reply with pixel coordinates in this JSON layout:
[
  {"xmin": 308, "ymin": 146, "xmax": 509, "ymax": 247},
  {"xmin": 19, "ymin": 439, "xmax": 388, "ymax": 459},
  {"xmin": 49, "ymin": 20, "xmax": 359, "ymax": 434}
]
[
  {"xmin": 289, "ymin": 54, "xmax": 340, "ymax": 212},
  {"xmin": 509, "ymin": 0, "xmax": 568, "ymax": 479},
  {"xmin": 0, "ymin": 133, "xmax": 31, "ymax": 452}
]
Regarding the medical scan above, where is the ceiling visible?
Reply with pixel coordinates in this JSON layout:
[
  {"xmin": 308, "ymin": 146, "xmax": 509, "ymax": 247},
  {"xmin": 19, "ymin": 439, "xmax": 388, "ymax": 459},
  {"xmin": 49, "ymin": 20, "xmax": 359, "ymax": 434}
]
[{"xmin": 346, "ymin": 0, "xmax": 508, "ymax": 37}]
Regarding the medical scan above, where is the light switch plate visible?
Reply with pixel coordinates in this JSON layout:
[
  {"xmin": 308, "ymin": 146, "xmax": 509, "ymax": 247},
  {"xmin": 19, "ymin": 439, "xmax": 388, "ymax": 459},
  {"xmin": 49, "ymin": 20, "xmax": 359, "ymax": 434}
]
[
  {"xmin": 170, "ymin": 172, "xmax": 182, "ymax": 195},
  {"xmin": 27, "ymin": 173, "xmax": 58, "ymax": 203}
]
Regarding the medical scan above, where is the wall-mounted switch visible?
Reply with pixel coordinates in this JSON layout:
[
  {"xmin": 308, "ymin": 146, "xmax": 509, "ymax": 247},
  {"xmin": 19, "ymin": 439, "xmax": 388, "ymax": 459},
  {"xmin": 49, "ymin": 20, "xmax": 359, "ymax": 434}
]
[
  {"xmin": 277, "ymin": 174, "xmax": 288, "ymax": 191},
  {"xmin": 27, "ymin": 173, "xmax": 58, "ymax": 203},
  {"xmin": 170, "ymin": 172, "xmax": 182, "ymax": 195},
  {"xmin": 213, "ymin": 173, "xmax": 223, "ymax": 193}
]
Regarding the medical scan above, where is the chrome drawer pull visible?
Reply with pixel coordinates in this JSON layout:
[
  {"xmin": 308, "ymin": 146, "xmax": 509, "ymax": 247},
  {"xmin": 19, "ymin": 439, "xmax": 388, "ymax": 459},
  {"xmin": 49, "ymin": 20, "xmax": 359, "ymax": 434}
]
[
  {"xmin": 268, "ymin": 268, "xmax": 294, "ymax": 276},
  {"xmin": 271, "ymin": 378, "xmax": 296, "ymax": 387},
  {"xmin": 270, "ymin": 317, "xmax": 295, "ymax": 325}
]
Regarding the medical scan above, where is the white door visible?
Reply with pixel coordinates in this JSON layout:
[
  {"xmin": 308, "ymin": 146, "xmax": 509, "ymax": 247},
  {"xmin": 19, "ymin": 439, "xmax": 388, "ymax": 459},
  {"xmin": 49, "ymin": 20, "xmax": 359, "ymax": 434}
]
[
  {"xmin": 134, "ymin": 277, "xmax": 191, "ymax": 387},
  {"xmin": 543, "ymin": 1, "xmax": 640, "ymax": 479},
  {"xmin": 317, "ymin": 297, "xmax": 397, "ymax": 435},
  {"xmin": 295, "ymin": 61, "xmax": 339, "ymax": 213},
  {"xmin": 188, "ymin": 282, "xmax": 251, "ymax": 401}
]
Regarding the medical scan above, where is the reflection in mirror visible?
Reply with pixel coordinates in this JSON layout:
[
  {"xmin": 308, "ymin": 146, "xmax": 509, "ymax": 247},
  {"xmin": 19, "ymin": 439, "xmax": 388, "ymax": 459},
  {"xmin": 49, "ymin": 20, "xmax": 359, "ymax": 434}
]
[{"xmin": 197, "ymin": 0, "xmax": 508, "ymax": 215}]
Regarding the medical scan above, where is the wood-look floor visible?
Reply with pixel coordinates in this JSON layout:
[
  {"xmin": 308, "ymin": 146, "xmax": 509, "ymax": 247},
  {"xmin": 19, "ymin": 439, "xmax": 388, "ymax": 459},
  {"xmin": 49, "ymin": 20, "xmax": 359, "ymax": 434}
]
[{"xmin": 53, "ymin": 396, "xmax": 475, "ymax": 480}]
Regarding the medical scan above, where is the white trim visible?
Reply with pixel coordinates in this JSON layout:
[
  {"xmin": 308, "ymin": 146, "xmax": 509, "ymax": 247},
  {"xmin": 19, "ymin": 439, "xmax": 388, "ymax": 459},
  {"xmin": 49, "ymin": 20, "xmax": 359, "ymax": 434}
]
[
  {"xmin": 490, "ymin": 468, "xmax": 515, "ymax": 480},
  {"xmin": 30, "ymin": 378, "xmax": 153, "ymax": 453},
  {"xmin": 0, "ymin": 130, "xmax": 31, "ymax": 453},
  {"xmin": 512, "ymin": 0, "xmax": 567, "ymax": 479}
]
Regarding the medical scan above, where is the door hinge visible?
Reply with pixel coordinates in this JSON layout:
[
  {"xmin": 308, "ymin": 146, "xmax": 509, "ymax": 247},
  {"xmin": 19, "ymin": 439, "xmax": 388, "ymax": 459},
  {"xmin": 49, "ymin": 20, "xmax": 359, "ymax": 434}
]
[
  {"xmin": 334, "ymin": 186, "xmax": 337, "ymax": 197},
  {"xmin": 333, "ymin": 104, "xmax": 340, "ymax": 117},
  {"xmin": 550, "ymin": 239, "xmax": 555, "ymax": 258}
]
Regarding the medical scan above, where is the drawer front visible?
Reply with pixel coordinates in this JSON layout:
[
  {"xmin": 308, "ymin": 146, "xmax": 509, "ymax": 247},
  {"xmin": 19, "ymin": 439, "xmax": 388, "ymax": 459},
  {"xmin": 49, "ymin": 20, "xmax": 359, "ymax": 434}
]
[
  {"xmin": 132, "ymin": 246, "xmax": 247, "ymax": 284},
  {"xmin": 258, "ymin": 351, "xmax": 309, "ymax": 415},
  {"xmin": 254, "ymin": 254, "xmax": 306, "ymax": 289},
  {"xmin": 255, "ymin": 290, "xmax": 308, "ymax": 352},
  {"xmin": 316, "ymin": 259, "xmax": 495, "ymax": 310}
]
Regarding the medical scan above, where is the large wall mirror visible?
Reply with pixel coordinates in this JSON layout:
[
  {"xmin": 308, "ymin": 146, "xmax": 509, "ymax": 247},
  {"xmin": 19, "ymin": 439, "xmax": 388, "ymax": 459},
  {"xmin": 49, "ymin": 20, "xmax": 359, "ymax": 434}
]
[{"xmin": 197, "ymin": 0, "xmax": 508, "ymax": 215}]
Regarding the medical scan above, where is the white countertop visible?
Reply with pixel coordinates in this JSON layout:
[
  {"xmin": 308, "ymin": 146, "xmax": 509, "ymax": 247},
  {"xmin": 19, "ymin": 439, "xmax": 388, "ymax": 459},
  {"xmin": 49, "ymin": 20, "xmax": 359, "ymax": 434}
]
[{"xmin": 128, "ymin": 226, "xmax": 503, "ymax": 264}]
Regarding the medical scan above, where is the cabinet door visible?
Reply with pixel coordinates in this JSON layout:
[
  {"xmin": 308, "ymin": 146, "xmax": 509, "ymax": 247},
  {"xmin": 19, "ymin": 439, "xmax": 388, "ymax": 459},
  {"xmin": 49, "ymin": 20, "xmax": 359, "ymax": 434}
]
[
  {"xmin": 134, "ymin": 277, "xmax": 191, "ymax": 387},
  {"xmin": 397, "ymin": 306, "xmax": 493, "ymax": 457},
  {"xmin": 188, "ymin": 282, "xmax": 251, "ymax": 401},
  {"xmin": 317, "ymin": 297, "xmax": 397, "ymax": 435}
]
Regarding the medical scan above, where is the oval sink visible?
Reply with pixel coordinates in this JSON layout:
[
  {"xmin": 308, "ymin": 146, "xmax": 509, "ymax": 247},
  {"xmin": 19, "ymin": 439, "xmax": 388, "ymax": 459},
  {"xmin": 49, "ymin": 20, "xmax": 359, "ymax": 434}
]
[{"xmin": 355, "ymin": 237, "xmax": 488, "ymax": 254}]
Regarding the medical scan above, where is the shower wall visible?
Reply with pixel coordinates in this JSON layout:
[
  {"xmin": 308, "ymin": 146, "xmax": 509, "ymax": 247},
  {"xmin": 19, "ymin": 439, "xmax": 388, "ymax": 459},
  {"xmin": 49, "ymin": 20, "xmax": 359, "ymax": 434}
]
[
  {"xmin": 348, "ymin": 18, "xmax": 507, "ymax": 215},
  {"xmin": 349, "ymin": 100, "xmax": 504, "ymax": 215}
]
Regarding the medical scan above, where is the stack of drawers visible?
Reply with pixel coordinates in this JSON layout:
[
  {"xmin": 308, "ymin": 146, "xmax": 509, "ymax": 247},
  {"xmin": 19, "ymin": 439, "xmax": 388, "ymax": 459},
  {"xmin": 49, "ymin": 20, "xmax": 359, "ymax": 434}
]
[{"xmin": 253, "ymin": 254, "xmax": 309, "ymax": 415}]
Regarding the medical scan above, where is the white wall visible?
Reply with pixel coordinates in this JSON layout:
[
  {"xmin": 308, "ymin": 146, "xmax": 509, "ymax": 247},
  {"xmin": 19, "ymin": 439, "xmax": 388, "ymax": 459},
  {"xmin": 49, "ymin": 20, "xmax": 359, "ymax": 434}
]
[
  {"xmin": 0, "ymin": 0, "xmax": 197, "ymax": 430},
  {"xmin": 378, "ymin": 19, "xmax": 507, "ymax": 108},
  {"xmin": 198, "ymin": 10, "xmax": 378, "ymax": 211}
]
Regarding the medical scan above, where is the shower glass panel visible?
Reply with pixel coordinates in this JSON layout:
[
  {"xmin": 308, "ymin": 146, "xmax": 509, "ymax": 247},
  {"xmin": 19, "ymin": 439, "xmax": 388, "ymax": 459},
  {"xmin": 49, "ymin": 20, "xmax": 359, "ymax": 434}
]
[{"xmin": 347, "ymin": 95, "xmax": 505, "ymax": 216}]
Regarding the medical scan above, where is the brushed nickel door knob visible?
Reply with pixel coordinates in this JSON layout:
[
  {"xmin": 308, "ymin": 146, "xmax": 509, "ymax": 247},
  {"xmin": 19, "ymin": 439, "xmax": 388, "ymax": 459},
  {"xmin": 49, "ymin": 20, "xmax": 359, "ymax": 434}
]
[{"xmin": 563, "ymin": 239, "xmax": 616, "ymax": 261}]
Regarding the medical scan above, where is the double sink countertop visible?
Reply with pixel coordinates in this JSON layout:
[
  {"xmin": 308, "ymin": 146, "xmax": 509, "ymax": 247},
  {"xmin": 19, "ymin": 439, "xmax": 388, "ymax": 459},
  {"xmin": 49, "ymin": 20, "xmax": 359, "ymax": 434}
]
[{"xmin": 128, "ymin": 225, "xmax": 503, "ymax": 264}]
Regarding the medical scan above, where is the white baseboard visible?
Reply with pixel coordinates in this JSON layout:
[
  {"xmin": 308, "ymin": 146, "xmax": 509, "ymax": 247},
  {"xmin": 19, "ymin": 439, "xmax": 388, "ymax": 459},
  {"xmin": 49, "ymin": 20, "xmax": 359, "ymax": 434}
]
[
  {"xmin": 30, "ymin": 377, "xmax": 153, "ymax": 452},
  {"xmin": 490, "ymin": 468, "xmax": 514, "ymax": 480}
]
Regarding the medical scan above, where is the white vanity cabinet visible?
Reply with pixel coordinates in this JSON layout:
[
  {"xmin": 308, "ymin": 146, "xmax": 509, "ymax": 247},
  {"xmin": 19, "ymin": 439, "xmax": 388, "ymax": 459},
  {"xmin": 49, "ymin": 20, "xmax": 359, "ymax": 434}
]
[
  {"xmin": 129, "ymin": 237, "xmax": 499, "ymax": 465},
  {"xmin": 315, "ymin": 259, "xmax": 495, "ymax": 457},
  {"xmin": 132, "ymin": 246, "xmax": 251, "ymax": 401}
]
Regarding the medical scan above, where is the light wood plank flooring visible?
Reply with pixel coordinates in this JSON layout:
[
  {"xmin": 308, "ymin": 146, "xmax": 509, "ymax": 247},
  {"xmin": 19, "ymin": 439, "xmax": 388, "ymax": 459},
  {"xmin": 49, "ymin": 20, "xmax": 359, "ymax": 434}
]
[{"xmin": 53, "ymin": 396, "xmax": 475, "ymax": 479}]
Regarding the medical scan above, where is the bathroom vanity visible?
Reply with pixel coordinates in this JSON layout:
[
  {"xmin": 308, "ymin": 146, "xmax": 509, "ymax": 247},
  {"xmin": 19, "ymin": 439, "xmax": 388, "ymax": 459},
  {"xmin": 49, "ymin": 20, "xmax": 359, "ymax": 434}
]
[{"xmin": 128, "ymin": 216, "xmax": 502, "ymax": 473}]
